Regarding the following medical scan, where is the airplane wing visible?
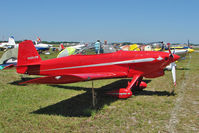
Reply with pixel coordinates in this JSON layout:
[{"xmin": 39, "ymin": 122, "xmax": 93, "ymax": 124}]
[{"xmin": 19, "ymin": 72, "xmax": 127, "ymax": 84}]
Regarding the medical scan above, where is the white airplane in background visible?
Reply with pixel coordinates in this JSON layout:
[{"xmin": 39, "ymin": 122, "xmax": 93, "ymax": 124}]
[
  {"xmin": 0, "ymin": 36, "xmax": 18, "ymax": 51},
  {"xmin": 33, "ymin": 37, "xmax": 52, "ymax": 52}
]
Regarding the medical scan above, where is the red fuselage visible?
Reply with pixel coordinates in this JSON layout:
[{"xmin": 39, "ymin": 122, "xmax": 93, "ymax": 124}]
[
  {"xmin": 16, "ymin": 40, "xmax": 180, "ymax": 98},
  {"xmin": 25, "ymin": 50, "xmax": 178, "ymax": 78}
]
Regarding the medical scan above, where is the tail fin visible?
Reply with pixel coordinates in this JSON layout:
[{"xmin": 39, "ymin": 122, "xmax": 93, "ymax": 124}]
[
  {"xmin": 37, "ymin": 37, "xmax": 41, "ymax": 43},
  {"xmin": 17, "ymin": 40, "xmax": 41, "ymax": 73},
  {"xmin": 8, "ymin": 36, "xmax": 16, "ymax": 46}
]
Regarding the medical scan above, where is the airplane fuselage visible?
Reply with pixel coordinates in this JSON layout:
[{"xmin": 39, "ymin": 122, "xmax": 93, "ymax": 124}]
[
  {"xmin": 25, "ymin": 50, "xmax": 175, "ymax": 78},
  {"xmin": 16, "ymin": 40, "xmax": 180, "ymax": 98}
]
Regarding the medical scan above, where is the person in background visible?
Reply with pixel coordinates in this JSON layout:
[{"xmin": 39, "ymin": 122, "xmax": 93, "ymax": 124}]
[
  {"xmin": 94, "ymin": 40, "xmax": 101, "ymax": 54},
  {"xmin": 100, "ymin": 40, "xmax": 107, "ymax": 53},
  {"xmin": 104, "ymin": 40, "xmax": 107, "ymax": 45}
]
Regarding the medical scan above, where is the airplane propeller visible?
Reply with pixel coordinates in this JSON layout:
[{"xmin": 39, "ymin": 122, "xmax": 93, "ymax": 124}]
[
  {"xmin": 167, "ymin": 43, "xmax": 177, "ymax": 86},
  {"xmin": 171, "ymin": 62, "xmax": 176, "ymax": 86}
]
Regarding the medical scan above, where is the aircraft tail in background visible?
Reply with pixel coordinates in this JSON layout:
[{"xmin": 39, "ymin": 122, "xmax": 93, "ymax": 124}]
[
  {"xmin": 8, "ymin": 36, "xmax": 16, "ymax": 46},
  {"xmin": 37, "ymin": 37, "xmax": 41, "ymax": 43}
]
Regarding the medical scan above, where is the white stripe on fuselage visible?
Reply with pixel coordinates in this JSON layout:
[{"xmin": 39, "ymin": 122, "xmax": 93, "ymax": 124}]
[{"xmin": 41, "ymin": 58, "xmax": 155, "ymax": 72}]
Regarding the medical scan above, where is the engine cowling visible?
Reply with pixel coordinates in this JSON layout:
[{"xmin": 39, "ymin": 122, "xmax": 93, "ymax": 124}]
[{"xmin": 144, "ymin": 70, "xmax": 164, "ymax": 78}]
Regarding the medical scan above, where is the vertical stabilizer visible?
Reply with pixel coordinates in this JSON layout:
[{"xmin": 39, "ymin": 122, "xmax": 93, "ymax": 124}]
[
  {"xmin": 17, "ymin": 40, "xmax": 41, "ymax": 73},
  {"xmin": 8, "ymin": 36, "xmax": 16, "ymax": 46}
]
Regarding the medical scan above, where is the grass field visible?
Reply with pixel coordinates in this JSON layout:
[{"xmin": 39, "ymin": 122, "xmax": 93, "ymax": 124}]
[{"xmin": 0, "ymin": 51, "xmax": 198, "ymax": 132}]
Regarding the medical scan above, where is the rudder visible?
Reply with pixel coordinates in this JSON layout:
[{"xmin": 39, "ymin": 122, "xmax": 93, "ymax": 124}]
[{"xmin": 17, "ymin": 40, "xmax": 41, "ymax": 74}]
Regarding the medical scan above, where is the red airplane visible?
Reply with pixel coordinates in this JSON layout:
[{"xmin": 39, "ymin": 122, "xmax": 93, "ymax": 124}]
[{"xmin": 16, "ymin": 40, "xmax": 180, "ymax": 98}]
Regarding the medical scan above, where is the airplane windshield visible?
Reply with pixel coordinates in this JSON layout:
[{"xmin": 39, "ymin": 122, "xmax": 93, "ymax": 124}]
[
  {"xmin": 146, "ymin": 42, "xmax": 167, "ymax": 51},
  {"xmin": 73, "ymin": 44, "xmax": 119, "ymax": 55},
  {"xmin": 150, "ymin": 42, "xmax": 163, "ymax": 49}
]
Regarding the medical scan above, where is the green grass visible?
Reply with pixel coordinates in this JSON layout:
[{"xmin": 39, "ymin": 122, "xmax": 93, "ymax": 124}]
[{"xmin": 0, "ymin": 50, "xmax": 199, "ymax": 132}]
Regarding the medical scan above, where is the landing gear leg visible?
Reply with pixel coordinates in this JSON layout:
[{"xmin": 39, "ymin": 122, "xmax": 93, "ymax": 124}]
[
  {"xmin": 134, "ymin": 76, "xmax": 147, "ymax": 91},
  {"xmin": 134, "ymin": 76, "xmax": 143, "ymax": 90}
]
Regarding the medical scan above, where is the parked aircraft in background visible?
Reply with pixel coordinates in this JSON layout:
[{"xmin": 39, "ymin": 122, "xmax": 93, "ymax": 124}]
[
  {"xmin": 170, "ymin": 46, "xmax": 194, "ymax": 53},
  {"xmin": 149, "ymin": 42, "xmax": 194, "ymax": 53},
  {"xmin": 33, "ymin": 37, "xmax": 52, "ymax": 52},
  {"xmin": 16, "ymin": 40, "xmax": 179, "ymax": 99},
  {"xmin": 0, "ymin": 36, "xmax": 18, "ymax": 51},
  {"xmin": 71, "ymin": 43, "xmax": 86, "ymax": 50},
  {"xmin": 0, "ymin": 47, "xmax": 18, "ymax": 70},
  {"xmin": 144, "ymin": 42, "xmax": 190, "ymax": 59},
  {"xmin": 57, "ymin": 42, "xmax": 87, "ymax": 58}
]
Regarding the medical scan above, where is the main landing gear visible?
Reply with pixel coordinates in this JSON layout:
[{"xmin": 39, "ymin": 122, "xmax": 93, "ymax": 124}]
[
  {"xmin": 91, "ymin": 76, "xmax": 147, "ymax": 107},
  {"xmin": 106, "ymin": 76, "xmax": 147, "ymax": 99}
]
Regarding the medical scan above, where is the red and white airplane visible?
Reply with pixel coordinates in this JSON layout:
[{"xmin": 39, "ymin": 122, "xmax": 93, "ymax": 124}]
[{"xmin": 16, "ymin": 40, "xmax": 180, "ymax": 98}]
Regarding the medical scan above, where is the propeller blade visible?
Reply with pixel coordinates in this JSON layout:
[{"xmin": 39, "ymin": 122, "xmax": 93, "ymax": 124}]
[
  {"xmin": 171, "ymin": 62, "xmax": 176, "ymax": 86},
  {"xmin": 168, "ymin": 44, "xmax": 177, "ymax": 86}
]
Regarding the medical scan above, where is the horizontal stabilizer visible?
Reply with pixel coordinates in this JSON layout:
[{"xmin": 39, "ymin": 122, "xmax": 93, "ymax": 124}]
[{"xmin": 2, "ymin": 64, "xmax": 15, "ymax": 70}]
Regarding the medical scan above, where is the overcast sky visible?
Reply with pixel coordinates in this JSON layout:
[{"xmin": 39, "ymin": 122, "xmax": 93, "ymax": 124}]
[{"xmin": 0, "ymin": 0, "xmax": 199, "ymax": 43}]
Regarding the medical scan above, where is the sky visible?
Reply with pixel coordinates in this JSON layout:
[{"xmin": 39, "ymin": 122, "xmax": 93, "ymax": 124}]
[{"xmin": 0, "ymin": 0, "xmax": 199, "ymax": 43}]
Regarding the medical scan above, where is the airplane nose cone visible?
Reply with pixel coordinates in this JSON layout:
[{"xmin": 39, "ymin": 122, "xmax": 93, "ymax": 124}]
[{"xmin": 173, "ymin": 54, "xmax": 180, "ymax": 62}]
